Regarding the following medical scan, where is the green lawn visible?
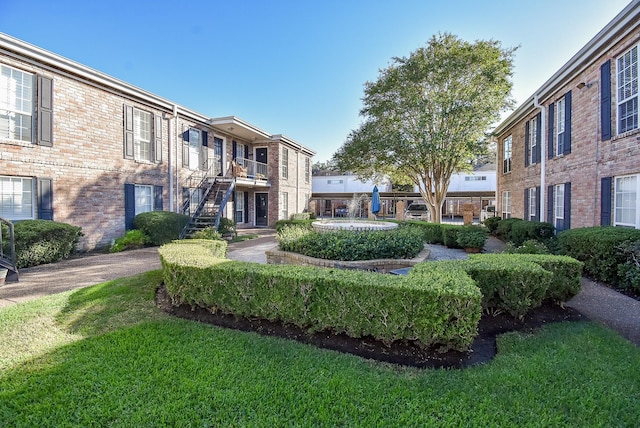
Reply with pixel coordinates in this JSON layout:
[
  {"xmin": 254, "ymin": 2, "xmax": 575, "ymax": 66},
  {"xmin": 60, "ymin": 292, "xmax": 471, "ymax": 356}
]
[{"xmin": 1, "ymin": 270, "xmax": 639, "ymax": 426}]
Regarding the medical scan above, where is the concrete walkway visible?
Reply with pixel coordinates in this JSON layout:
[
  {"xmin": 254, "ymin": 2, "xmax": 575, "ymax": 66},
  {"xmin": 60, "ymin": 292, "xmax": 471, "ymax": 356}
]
[{"xmin": 1, "ymin": 232, "xmax": 638, "ymax": 347}]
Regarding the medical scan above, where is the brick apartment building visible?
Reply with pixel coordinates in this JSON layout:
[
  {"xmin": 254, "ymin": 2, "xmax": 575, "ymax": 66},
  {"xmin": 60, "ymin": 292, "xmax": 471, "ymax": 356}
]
[
  {"xmin": 495, "ymin": 1, "xmax": 640, "ymax": 232},
  {"xmin": 0, "ymin": 33, "xmax": 314, "ymax": 250}
]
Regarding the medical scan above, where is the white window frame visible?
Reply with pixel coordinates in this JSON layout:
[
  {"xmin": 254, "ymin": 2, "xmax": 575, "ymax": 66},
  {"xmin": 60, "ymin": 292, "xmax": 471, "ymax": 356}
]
[
  {"xmin": 502, "ymin": 135, "xmax": 512, "ymax": 174},
  {"xmin": 617, "ymin": 45, "xmax": 639, "ymax": 134},
  {"xmin": 188, "ymin": 128, "xmax": 201, "ymax": 170},
  {"xmin": 556, "ymin": 97, "xmax": 565, "ymax": 155},
  {"xmin": 528, "ymin": 187, "xmax": 537, "ymax": 220},
  {"xmin": 555, "ymin": 184, "xmax": 565, "ymax": 227},
  {"xmin": 280, "ymin": 192, "xmax": 288, "ymax": 220},
  {"xmin": 282, "ymin": 147, "xmax": 289, "ymax": 179},
  {"xmin": 0, "ymin": 64, "xmax": 34, "ymax": 142},
  {"xmin": 614, "ymin": 174, "xmax": 639, "ymax": 228},
  {"xmin": 304, "ymin": 157, "xmax": 310, "ymax": 183},
  {"xmin": 0, "ymin": 175, "xmax": 35, "ymax": 220},
  {"xmin": 529, "ymin": 117, "xmax": 538, "ymax": 165},
  {"xmin": 134, "ymin": 184, "xmax": 153, "ymax": 215},
  {"xmin": 133, "ymin": 108, "xmax": 152, "ymax": 161},
  {"xmin": 235, "ymin": 190, "xmax": 245, "ymax": 224},
  {"xmin": 501, "ymin": 191, "xmax": 511, "ymax": 219}
]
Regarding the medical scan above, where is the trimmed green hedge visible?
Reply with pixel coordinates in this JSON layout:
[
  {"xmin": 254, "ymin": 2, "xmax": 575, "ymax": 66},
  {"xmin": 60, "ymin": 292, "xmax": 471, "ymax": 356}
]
[
  {"xmin": 441, "ymin": 225, "xmax": 463, "ymax": 249},
  {"xmin": 508, "ymin": 220, "xmax": 555, "ymax": 246},
  {"xmin": 275, "ymin": 219, "xmax": 314, "ymax": 232},
  {"xmin": 558, "ymin": 226, "xmax": 640, "ymax": 285},
  {"xmin": 510, "ymin": 254, "xmax": 584, "ymax": 302},
  {"xmin": 159, "ymin": 241, "xmax": 482, "ymax": 351},
  {"xmin": 133, "ymin": 211, "xmax": 190, "ymax": 246},
  {"xmin": 10, "ymin": 220, "xmax": 82, "ymax": 268}
]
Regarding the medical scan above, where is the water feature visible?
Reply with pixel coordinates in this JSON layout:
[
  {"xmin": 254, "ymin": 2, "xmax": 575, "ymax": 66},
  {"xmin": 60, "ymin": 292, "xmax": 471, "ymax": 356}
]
[{"xmin": 313, "ymin": 193, "xmax": 397, "ymax": 232}]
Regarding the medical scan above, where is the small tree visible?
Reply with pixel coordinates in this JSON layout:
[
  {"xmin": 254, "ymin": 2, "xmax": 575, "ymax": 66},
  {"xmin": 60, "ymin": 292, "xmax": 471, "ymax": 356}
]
[{"xmin": 334, "ymin": 33, "xmax": 515, "ymax": 223}]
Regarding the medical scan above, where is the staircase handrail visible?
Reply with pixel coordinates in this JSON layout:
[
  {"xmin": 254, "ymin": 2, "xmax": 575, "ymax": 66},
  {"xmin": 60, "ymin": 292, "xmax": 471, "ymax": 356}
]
[{"xmin": 0, "ymin": 217, "xmax": 17, "ymax": 277}]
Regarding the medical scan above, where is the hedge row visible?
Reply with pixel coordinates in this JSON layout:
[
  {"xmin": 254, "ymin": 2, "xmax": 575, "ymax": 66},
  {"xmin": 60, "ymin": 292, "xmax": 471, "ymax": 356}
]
[
  {"xmin": 159, "ymin": 240, "xmax": 482, "ymax": 352},
  {"xmin": 133, "ymin": 211, "xmax": 190, "ymax": 246}
]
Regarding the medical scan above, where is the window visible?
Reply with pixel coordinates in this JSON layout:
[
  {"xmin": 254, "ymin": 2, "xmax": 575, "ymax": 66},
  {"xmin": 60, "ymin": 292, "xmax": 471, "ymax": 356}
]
[
  {"xmin": 465, "ymin": 176, "xmax": 487, "ymax": 181},
  {"xmin": 528, "ymin": 187, "xmax": 537, "ymax": 220},
  {"xmin": 529, "ymin": 116, "xmax": 538, "ymax": 165},
  {"xmin": 133, "ymin": 109, "xmax": 152, "ymax": 161},
  {"xmin": 135, "ymin": 185, "xmax": 153, "ymax": 215},
  {"xmin": 501, "ymin": 191, "xmax": 511, "ymax": 219},
  {"xmin": 502, "ymin": 135, "xmax": 512, "ymax": 173},
  {"xmin": 305, "ymin": 157, "xmax": 310, "ymax": 183},
  {"xmin": 555, "ymin": 184, "xmax": 565, "ymax": 222},
  {"xmin": 615, "ymin": 175, "xmax": 638, "ymax": 227},
  {"xmin": 327, "ymin": 179, "xmax": 344, "ymax": 185},
  {"xmin": 0, "ymin": 65, "xmax": 34, "ymax": 142},
  {"xmin": 0, "ymin": 176, "xmax": 34, "ymax": 220},
  {"xmin": 281, "ymin": 192, "xmax": 288, "ymax": 220},
  {"xmin": 618, "ymin": 45, "xmax": 638, "ymax": 134},
  {"xmin": 282, "ymin": 147, "xmax": 289, "ymax": 179},
  {"xmin": 213, "ymin": 137, "xmax": 223, "ymax": 174},
  {"xmin": 188, "ymin": 128, "xmax": 201, "ymax": 170},
  {"xmin": 556, "ymin": 97, "xmax": 565, "ymax": 155},
  {"xmin": 235, "ymin": 190, "xmax": 245, "ymax": 223},
  {"xmin": 235, "ymin": 142, "xmax": 246, "ymax": 160}
]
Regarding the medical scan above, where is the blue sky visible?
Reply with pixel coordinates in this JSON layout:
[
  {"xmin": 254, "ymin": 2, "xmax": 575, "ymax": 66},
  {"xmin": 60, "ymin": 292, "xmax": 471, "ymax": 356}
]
[{"xmin": 0, "ymin": 0, "xmax": 632, "ymax": 162}]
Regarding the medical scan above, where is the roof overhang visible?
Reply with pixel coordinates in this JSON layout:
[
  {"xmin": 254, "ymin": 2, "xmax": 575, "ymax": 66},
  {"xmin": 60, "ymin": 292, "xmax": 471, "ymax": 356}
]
[{"xmin": 208, "ymin": 116, "xmax": 271, "ymax": 142}]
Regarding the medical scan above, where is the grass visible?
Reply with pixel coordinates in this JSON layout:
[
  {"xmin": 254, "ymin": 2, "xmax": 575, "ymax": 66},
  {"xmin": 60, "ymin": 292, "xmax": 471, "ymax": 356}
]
[
  {"xmin": 230, "ymin": 233, "xmax": 261, "ymax": 243},
  {"xmin": 1, "ymin": 271, "xmax": 639, "ymax": 426}
]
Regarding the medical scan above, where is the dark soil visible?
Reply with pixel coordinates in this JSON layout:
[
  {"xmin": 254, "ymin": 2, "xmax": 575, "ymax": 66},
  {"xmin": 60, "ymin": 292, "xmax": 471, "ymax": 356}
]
[{"xmin": 155, "ymin": 285, "xmax": 584, "ymax": 369}]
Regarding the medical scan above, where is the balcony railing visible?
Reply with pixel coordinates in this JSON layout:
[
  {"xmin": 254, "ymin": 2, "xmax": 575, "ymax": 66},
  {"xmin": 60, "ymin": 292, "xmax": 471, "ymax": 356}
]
[{"xmin": 232, "ymin": 157, "xmax": 268, "ymax": 181}]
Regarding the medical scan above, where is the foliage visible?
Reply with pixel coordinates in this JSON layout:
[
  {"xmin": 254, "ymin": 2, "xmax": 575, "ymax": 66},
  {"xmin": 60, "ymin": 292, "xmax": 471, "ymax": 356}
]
[
  {"xmin": 275, "ymin": 219, "xmax": 314, "ymax": 232},
  {"xmin": 456, "ymin": 226, "xmax": 488, "ymax": 249},
  {"xmin": 190, "ymin": 227, "xmax": 222, "ymax": 240},
  {"xmin": 290, "ymin": 212, "xmax": 313, "ymax": 220},
  {"xmin": 333, "ymin": 33, "xmax": 515, "ymax": 223},
  {"xmin": 277, "ymin": 226, "xmax": 424, "ymax": 261},
  {"xmin": 495, "ymin": 217, "xmax": 523, "ymax": 240},
  {"xmin": 110, "ymin": 229, "xmax": 149, "ymax": 253},
  {"xmin": 399, "ymin": 220, "xmax": 444, "ymax": 244},
  {"xmin": 133, "ymin": 211, "xmax": 189, "ymax": 246},
  {"xmin": 616, "ymin": 240, "xmax": 640, "ymax": 292},
  {"xmin": 558, "ymin": 226, "xmax": 640, "ymax": 285},
  {"xmin": 159, "ymin": 241, "xmax": 482, "ymax": 351},
  {"xmin": 441, "ymin": 225, "xmax": 463, "ymax": 249},
  {"xmin": 504, "ymin": 239, "xmax": 550, "ymax": 255},
  {"xmin": 508, "ymin": 254, "xmax": 584, "ymax": 303},
  {"xmin": 508, "ymin": 220, "xmax": 555, "ymax": 246},
  {"xmin": 159, "ymin": 239, "xmax": 227, "ymax": 264},
  {"xmin": 482, "ymin": 216, "xmax": 502, "ymax": 234},
  {"xmin": 9, "ymin": 220, "xmax": 83, "ymax": 268}
]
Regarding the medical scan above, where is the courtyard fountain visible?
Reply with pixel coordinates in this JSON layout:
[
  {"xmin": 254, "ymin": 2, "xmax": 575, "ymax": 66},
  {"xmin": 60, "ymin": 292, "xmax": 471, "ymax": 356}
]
[{"xmin": 312, "ymin": 193, "xmax": 397, "ymax": 232}]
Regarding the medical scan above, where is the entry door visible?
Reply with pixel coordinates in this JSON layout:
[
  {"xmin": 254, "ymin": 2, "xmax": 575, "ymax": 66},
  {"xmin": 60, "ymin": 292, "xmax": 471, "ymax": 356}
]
[
  {"xmin": 255, "ymin": 147, "xmax": 267, "ymax": 164},
  {"xmin": 255, "ymin": 193, "xmax": 268, "ymax": 226}
]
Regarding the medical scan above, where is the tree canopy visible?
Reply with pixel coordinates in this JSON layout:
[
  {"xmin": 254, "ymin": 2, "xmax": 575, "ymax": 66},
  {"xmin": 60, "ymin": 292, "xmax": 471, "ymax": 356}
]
[{"xmin": 333, "ymin": 33, "xmax": 515, "ymax": 222}]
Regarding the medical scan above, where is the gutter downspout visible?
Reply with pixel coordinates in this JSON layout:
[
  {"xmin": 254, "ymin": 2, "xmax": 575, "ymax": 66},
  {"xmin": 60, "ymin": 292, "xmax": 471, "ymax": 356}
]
[
  {"xmin": 534, "ymin": 95, "xmax": 546, "ymax": 222},
  {"xmin": 173, "ymin": 104, "xmax": 179, "ymax": 212}
]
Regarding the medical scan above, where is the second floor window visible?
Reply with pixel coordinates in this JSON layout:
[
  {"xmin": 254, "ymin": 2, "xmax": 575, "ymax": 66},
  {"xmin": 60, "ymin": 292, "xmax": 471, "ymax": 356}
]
[
  {"xmin": 528, "ymin": 116, "xmax": 538, "ymax": 165},
  {"xmin": 556, "ymin": 97, "xmax": 565, "ymax": 155},
  {"xmin": 305, "ymin": 157, "xmax": 310, "ymax": 183},
  {"xmin": 282, "ymin": 147, "xmax": 289, "ymax": 179},
  {"xmin": 0, "ymin": 65, "xmax": 34, "ymax": 142},
  {"xmin": 503, "ymin": 135, "xmax": 512, "ymax": 174},
  {"xmin": 133, "ymin": 109, "xmax": 152, "ymax": 161},
  {"xmin": 618, "ymin": 45, "xmax": 638, "ymax": 134}
]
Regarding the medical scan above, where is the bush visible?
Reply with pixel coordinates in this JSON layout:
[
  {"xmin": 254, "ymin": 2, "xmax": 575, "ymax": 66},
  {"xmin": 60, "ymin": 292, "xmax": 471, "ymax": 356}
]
[
  {"xmin": 277, "ymin": 226, "xmax": 424, "ymax": 261},
  {"xmin": 190, "ymin": 227, "xmax": 222, "ymax": 241},
  {"xmin": 456, "ymin": 226, "xmax": 488, "ymax": 249},
  {"xmin": 615, "ymin": 240, "xmax": 640, "ymax": 292},
  {"xmin": 217, "ymin": 218, "xmax": 236, "ymax": 236},
  {"xmin": 483, "ymin": 216, "xmax": 502, "ymax": 235},
  {"xmin": 558, "ymin": 226, "xmax": 640, "ymax": 285},
  {"xmin": 12, "ymin": 220, "xmax": 83, "ymax": 268},
  {"xmin": 495, "ymin": 217, "xmax": 523, "ymax": 240},
  {"xmin": 441, "ymin": 225, "xmax": 463, "ymax": 249},
  {"xmin": 160, "ymin": 240, "xmax": 482, "ymax": 351},
  {"xmin": 133, "ymin": 211, "xmax": 189, "ymax": 246},
  {"xmin": 504, "ymin": 239, "xmax": 550, "ymax": 254},
  {"xmin": 509, "ymin": 220, "xmax": 555, "ymax": 246},
  {"xmin": 275, "ymin": 219, "xmax": 314, "ymax": 232},
  {"xmin": 509, "ymin": 254, "xmax": 584, "ymax": 303},
  {"xmin": 290, "ymin": 212, "xmax": 311, "ymax": 220},
  {"xmin": 399, "ymin": 221, "xmax": 443, "ymax": 244},
  {"xmin": 110, "ymin": 230, "xmax": 149, "ymax": 253}
]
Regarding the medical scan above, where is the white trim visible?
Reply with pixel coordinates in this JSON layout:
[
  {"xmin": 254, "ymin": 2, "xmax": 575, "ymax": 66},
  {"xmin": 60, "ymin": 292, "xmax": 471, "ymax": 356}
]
[{"xmin": 614, "ymin": 174, "xmax": 639, "ymax": 228}]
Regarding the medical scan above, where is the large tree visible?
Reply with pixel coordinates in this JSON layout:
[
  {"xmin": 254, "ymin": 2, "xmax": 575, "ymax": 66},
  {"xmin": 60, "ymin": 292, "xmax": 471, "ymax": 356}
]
[{"xmin": 333, "ymin": 33, "xmax": 515, "ymax": 223}]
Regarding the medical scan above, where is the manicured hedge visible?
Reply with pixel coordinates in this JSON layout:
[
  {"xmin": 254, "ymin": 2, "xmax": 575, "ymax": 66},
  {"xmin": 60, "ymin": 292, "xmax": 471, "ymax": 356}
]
[
  {"xmin": 510, "ymin": 254, "xmax": 584, "ymax": 302},
  {"xmin": 275, "ymin": 219, "xmax": 314, "ymax": 232},
  {"xmin": 508, "ymin": 220, "xmax": 555, "ymax": 246},
  {"xmin": 133, "ymin": 211, "xmax": 190, "ymax": 246},
  {"xmin": 11, "ymin": 220, "xmax": 83, "ymax": 268},
  {"xmin": 159, "ymin": 241, "xmax": 482, "ymax": 351},
  {"xmin": 557, "ymin": 226, "xmax": 640, "ymax": 285},
  {"xmin": 441, "ymin": 225, "xmax": 463, "ymax": 249},
  {"xmin": 398, "ymin": 221, "xmax": 444, "ymax": 244}
]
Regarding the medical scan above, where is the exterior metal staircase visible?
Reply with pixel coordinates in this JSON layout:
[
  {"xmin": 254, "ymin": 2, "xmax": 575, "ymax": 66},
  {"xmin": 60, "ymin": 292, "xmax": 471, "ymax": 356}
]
[
  {"xmin": 0, "ymin": 217, "xmax": 19, "ymax": 282},
  {"xmin": 180, "ymin": 160, "xmax": 236, "ymax": 239}
]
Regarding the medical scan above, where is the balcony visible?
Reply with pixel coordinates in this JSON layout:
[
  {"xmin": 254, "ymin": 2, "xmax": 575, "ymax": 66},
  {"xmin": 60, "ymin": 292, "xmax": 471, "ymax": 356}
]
[{"xmin": 232, "ymin": 157, "xmax": 269, "ymax": 187}]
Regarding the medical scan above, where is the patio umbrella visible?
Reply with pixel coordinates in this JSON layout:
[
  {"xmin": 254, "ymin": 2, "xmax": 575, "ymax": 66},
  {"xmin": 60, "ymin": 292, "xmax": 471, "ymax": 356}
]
[{"xmin": 371, "ymin": 185, "xmax": 381, "ymax": 217}]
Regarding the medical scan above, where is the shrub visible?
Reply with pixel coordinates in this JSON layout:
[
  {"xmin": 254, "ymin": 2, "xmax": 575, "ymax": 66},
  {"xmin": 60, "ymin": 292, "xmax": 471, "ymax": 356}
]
[
  {"xmin": 483, "ymin": 216, "xmax": 502, "ymax": 235},
  {"xmin": 12, "ymin": 220, "xmax": 83, "ymax": 268},
  {"xmin": 275, "ymin": 219, "xmax": 314, "ymax": 232},
  {"xmin": 190, "ymin": 227, "xmax": 222, "ymax": 240},
  {"xmin": 290, "ymin": 212, "xmax": 311, "ymax": 220},
  {"xmin": 401, "ymin": 221, "xmax": 443, "ymax": 244},
  {"xmin": 509, "ymin": 220, "xmax": 555, "ymax": 246},
  {"xmin": 110, "ymin": 230, "xmax": 149, "ymax": 253},
  {"xmin": 504, "ymin": 239, "xmax": 550, "ymax": 254},
  {"xmin": 615, "ymin": 240, "xmax": 640, "ymax": 292},
  {"xmin": 277, "ymin": 226, "xmax": 424, "ymax": 261},
  {"xmin": 217, "ymin": 218, "xmax": 236, "ymax": 236},
  {"xmin": 558, "ymin": 226, "xmax": 640, "ymax": 285},
  {"xmin": 159, "ymin": 240, "xmax": 482, "ymax": 351},
  {"xmin": 456, "ymin": 226, "xmax": 488, "ymax": 249},
  {"xmin": 441, "ymin": 225, "xmax": 463, "ymax": 249},
  {"xmin": 495, "ymin": 217, "xmax": 522, "ymax": 240},
  {"xmin": 133, "ymin": 211, "xmax": 189, "ymax": 246},
  {"xmin": 509, "ymin": 254, "xmax": 584, "ymax": 303}
]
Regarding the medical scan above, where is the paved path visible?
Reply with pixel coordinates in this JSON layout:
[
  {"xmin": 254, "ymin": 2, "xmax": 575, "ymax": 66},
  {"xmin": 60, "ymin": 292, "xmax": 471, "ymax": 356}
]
[{"xmin": 1, "ymin": 233, "xmax": 638, "ymax": 347}]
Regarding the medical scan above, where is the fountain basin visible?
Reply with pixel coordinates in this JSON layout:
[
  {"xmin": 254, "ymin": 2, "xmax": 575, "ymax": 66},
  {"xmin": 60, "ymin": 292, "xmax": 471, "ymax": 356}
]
[{"xmin": 312, "ymin": 220, "xmax": 398, "ymax": 233}]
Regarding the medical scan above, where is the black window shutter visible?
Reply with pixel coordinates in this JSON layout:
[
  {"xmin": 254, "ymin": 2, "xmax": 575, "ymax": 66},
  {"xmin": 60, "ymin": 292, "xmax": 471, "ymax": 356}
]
[
  {"xmin": 182, "ymin": 125, "xmax": 190, "ymax": 167},
  {"xmin": 37, "ymin": 177, "xmax": 54, "ymax": 220},
  {"xmin": 154, "ymin": 114, "xmax": 162, "ymax": 163},
  {"xmin": 232, "ymin": 140, "xmax": 237, "ymax": 159},
  {"xmin": 547, "ymin": 185, "xmax": 554, "ymax": 223},
  {"xmin": 244, "ymin": 192, "xmax": 249, "ymax": 223},
  {"xmin": 37, "ymin": 76, "xmax": 53, "ymax": 147},
  {"xmin": 535, "ymin": 186, "xmax": 541, "ymax": 221},
  {"xmin": 124, "ymin": 105, "xmax": 134, "ymax": 159},
  {"xmin": 124, "ymin": 183, "xmax": 135, "ymax": 230},
  {"xmin": 202, "ymin": 131, "xmax": 208, "ymax": 147},
  {"xmin": 525, "ymin": 121, "xmax": 530, "ymax": 167},
  {"xmin": 535, "ymin": 112, "xmax": 542, "ymax": 164},
  {"xmin": 548, "ymin": 103, "xmax": 555, "ymax": 159},
  {"xmin": 245, "ymin": 144, "xmax": 250, "ymax": 159},
  {"xmin": 564, "ymin": 182, "xmax": 571, "ymax": 230},
  {"xmin": 201, "ymin": 131, "xmax": 208, "ymax": 170},
  {"xmin": 601, "ymin": 177, "xmax": 612, "ymax": 225},
  {"xmin": 601, "ymin": 60, "xmax": 612, "ymax": 141},
  {"xmin": 154, "ymin": 186, "xmax": 163, "ymax": 210},
  {"xmin": 524, "ymin": 188, "xmax": 529, "ymax": 220},
  {"xmin": 564, "ymin": 91, "xmax": 572, "ymax": 154}
]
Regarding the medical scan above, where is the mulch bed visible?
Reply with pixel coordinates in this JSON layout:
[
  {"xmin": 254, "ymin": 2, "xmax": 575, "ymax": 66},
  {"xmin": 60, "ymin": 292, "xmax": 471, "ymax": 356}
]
[{"xmin": 156, "ymin": 285, "xmax": 584, "ymax": 369}]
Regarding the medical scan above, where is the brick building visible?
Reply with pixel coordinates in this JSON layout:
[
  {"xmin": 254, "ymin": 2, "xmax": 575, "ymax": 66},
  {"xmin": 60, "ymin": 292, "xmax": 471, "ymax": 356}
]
[
  {"xmin": 0, "ymin": 33, "xmax": 314, "ymax": 250},
  {"xmin": 495, "ymin": 2, "xmax": 640, "ymax": 232}
]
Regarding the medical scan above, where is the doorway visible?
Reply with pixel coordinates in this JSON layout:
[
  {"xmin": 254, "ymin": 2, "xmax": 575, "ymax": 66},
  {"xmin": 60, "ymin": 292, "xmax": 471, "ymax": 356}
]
[{"xmin": 255, "ymin": 193, "xmax": 268, "ymax": 226}]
